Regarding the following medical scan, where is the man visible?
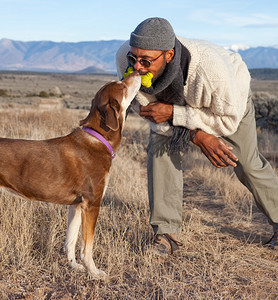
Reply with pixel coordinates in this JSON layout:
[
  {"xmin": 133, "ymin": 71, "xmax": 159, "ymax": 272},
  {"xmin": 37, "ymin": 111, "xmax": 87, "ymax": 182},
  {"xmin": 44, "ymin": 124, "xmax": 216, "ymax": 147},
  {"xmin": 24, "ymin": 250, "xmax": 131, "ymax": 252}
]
[{"xmin": 116, "ymin": 17, "xmax": 278, "ymax": 256}]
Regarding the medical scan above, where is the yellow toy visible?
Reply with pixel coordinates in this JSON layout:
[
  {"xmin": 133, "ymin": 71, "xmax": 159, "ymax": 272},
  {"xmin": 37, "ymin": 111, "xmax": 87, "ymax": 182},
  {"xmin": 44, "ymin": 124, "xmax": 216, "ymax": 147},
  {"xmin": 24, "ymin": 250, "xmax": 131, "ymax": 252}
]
[{"xmin": 123, "ymin": 67, "xmax": 153, "ymax": 88}]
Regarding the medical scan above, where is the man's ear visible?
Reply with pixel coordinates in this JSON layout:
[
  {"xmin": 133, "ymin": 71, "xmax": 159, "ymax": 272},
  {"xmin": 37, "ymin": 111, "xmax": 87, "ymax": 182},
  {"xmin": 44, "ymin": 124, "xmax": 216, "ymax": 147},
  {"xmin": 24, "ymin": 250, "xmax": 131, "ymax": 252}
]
[
  {"xmin": 166, "ymin": 49, "xmax": 175, "ymax": 64},
  {"xmin": 105, "ymin": 98, "xmax": 120, "ymax": 131}
]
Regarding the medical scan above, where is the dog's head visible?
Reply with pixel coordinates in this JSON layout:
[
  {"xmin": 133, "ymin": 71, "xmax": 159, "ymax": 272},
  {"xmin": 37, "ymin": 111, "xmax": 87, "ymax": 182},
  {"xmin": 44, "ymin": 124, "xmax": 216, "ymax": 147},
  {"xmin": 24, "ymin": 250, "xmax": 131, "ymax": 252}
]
[{"xmin": 80, "ymin": 72, "xmax": 141, "ymax": 132}]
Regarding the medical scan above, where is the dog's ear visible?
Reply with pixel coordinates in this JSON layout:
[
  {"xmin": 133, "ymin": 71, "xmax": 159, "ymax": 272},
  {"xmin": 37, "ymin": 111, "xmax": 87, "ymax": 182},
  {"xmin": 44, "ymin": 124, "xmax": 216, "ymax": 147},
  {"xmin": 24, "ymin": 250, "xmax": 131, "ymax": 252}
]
[{"xmin": 105, "ymin": 98, "xmax": 120, "ymax": 131}]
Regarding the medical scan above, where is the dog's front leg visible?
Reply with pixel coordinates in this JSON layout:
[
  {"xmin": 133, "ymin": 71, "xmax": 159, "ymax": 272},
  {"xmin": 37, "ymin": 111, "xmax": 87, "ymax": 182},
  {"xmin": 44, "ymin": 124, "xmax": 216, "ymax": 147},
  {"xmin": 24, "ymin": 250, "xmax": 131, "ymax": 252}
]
[
  {"xmin": 64, "ymin": 204, "xmax": 85, "ymax": 271},
  {"xmin": 80, "ymin": 202, "xmax": 106, "ymax": 280}
]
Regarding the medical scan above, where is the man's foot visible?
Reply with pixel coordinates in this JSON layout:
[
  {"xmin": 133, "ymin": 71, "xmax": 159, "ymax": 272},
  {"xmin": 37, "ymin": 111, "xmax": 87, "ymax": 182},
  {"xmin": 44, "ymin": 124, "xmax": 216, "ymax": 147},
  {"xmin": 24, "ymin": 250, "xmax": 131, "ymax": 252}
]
[
  {"xmin": 145, "ymin": 233, "xmax": 183, "ymax": 257},
  {"xmin": 263, "ymin": 227, "xmax": 278, "ymax": 248}
]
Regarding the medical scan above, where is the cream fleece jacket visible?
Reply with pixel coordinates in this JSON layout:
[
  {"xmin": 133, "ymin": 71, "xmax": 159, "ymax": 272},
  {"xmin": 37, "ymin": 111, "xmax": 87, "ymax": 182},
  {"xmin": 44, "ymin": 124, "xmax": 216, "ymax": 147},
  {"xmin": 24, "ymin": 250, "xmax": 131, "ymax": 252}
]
[{"xmin": 116, "ymin": 37, "xmax": 251, "ymax": 137}]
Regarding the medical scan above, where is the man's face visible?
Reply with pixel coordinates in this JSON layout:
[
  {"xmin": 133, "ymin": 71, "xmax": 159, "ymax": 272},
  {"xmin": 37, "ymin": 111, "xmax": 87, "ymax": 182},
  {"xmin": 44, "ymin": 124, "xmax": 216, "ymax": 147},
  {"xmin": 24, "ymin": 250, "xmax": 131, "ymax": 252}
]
[{"xmin": 129, "ymin": 47, "xmax": 174, "ymax": 83}]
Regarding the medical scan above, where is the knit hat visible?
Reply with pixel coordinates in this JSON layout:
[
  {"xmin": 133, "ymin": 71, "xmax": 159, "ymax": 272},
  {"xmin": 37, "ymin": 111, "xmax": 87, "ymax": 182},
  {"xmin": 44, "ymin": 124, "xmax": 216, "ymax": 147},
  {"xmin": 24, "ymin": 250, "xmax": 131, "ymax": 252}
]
[{"xmin": 129, "ymin": 17, "xmax": 175, "ymax": 51}]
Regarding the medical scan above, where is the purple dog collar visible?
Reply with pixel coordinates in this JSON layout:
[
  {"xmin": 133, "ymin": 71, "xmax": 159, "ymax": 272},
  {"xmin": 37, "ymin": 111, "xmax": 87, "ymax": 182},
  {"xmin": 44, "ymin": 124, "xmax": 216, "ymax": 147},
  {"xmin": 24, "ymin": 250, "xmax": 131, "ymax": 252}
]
[{"xmin": 82, "ymin": 126, "xmax": 116, "ymax": 159}]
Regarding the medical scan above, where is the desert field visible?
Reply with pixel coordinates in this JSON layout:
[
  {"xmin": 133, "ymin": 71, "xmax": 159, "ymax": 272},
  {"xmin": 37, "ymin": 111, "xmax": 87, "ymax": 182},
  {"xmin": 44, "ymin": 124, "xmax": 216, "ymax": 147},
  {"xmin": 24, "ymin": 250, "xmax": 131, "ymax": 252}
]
[
  {"xmin": 251, "ymin": 79, "xmax": 278, "ymax": 97},
  {"xmin": 0, "ymin": 72, "xmax": 278, "ymax": 299}
]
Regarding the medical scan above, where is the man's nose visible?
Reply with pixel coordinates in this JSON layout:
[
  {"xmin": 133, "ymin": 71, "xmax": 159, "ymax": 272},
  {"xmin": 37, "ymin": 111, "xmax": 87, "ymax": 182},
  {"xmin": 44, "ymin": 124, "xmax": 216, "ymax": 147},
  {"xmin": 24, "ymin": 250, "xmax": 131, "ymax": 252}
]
[{"xmin": 133, "ymin": 61, "xmax": 143, "ymax": 71}]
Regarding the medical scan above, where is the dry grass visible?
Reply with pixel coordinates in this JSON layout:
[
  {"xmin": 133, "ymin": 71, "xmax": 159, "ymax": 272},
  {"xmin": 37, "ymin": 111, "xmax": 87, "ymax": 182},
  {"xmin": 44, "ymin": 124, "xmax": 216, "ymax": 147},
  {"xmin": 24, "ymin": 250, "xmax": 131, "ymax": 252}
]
[{"xmin": 0, "ymin": 75, "xmax": 278, "ymax": 299}]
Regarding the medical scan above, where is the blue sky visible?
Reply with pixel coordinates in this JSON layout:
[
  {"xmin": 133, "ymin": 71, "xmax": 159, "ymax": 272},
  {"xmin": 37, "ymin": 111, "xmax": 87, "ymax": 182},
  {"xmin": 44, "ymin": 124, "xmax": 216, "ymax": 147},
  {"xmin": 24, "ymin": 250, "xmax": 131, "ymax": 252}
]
[{"xmin": 1, "ymin": 0, "xmax": 278, "ymax": 47}]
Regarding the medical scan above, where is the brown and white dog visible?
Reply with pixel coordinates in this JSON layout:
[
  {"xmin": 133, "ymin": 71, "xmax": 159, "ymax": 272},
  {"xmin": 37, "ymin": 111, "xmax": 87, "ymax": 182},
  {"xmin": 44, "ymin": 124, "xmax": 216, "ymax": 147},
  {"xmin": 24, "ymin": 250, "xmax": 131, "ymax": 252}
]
[{"xmin": 0, "ymin": 72, "xmax": 141, "ymax": 279}]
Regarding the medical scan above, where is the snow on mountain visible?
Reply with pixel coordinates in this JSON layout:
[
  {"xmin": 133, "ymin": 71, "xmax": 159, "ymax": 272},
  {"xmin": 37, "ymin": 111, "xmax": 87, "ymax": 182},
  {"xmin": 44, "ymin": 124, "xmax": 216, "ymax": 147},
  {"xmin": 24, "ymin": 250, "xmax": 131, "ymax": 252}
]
[{"xmin": 224, "ymin": 44, "xmax": 251, "ymax": 52}]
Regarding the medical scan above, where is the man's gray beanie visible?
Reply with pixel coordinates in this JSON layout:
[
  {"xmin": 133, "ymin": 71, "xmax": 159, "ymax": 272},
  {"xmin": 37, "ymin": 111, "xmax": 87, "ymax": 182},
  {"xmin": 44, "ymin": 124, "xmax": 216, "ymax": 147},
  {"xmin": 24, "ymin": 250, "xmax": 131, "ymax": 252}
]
[{"xmin": 129, "ymin": 17, "xmax": 175, "ymax": 51}]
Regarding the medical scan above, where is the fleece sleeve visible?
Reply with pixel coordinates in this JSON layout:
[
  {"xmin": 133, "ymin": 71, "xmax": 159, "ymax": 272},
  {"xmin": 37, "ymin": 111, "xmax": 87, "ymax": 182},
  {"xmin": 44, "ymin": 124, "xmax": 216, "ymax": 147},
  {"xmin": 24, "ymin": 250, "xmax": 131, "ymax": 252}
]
[
  {"xmin": 173, "ymin": 104, "xmax": 242, "ymax": 137},
  {"xmin": 115, "ymin": 40, "xmax": 129, "ymax": 80}
]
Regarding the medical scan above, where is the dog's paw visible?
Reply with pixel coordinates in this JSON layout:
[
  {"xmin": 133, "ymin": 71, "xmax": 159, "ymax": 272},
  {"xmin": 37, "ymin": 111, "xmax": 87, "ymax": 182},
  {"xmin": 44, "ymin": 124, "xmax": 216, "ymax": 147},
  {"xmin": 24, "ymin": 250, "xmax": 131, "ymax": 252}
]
[
  {"xmin": 89, "ymin": 269, "xmax": 107, "ymax": 280},
  {"xmin": 70, "ymin": 262, "xmax": 86, "ymax": 272}
]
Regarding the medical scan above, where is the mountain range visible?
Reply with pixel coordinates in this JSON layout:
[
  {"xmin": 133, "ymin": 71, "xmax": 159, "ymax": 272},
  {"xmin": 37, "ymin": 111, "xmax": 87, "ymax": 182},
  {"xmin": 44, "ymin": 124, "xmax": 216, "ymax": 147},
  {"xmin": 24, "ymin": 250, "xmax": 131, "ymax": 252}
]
[{"xmin": 0, "ymin": 38, "xmax": 278, "ymax": 73}]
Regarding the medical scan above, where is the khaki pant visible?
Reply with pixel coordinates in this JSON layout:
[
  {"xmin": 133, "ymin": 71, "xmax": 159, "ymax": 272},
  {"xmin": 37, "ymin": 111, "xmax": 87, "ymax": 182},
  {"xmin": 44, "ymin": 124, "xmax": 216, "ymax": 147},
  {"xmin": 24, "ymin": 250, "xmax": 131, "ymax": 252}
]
[{"xmin": 147, "ymin": 98, "xmax": 278, "ymax": 234}]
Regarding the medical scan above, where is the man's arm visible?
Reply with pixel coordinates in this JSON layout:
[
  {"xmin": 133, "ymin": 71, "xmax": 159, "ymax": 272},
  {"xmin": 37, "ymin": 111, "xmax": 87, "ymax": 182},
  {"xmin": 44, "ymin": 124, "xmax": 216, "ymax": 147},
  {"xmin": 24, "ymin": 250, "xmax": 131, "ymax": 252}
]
[
  {"xmin": 190, "ymin": 129, "xmax": 238, "ymax": 168},
  {"xmin": 140, "ymin": 102, "xmax": 238, "ymax": 168}
]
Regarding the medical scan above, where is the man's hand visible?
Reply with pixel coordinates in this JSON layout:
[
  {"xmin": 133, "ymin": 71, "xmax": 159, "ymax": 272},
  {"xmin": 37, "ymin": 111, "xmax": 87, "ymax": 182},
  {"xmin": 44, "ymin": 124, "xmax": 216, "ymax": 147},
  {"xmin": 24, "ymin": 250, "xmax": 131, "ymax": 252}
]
[
  {"xmin": 140, "ymin": 102, "xmax": 173, "ymax": 123},
  {"xmin": 192, "ymin": 130, "xmax": 238, "ymax": 168}
]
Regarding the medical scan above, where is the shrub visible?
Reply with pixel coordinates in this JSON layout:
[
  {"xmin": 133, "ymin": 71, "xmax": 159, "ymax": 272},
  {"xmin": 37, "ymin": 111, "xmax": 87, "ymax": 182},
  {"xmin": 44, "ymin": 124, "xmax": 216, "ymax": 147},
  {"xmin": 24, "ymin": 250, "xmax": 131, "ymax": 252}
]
[
  {"xmin": 253, "ymin": 92, "xmax": 278, "ymax": 131},
  {"xmin": 0, "ymin": 89, "xmax": 8, "ymax": 97},
  {"xmin": 39, "ymin": 91, "xmax": 49, "ymax": 98},
  {"xmin": 26, "ymin": 93, "xmax": 37, "ymax": 97}
]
